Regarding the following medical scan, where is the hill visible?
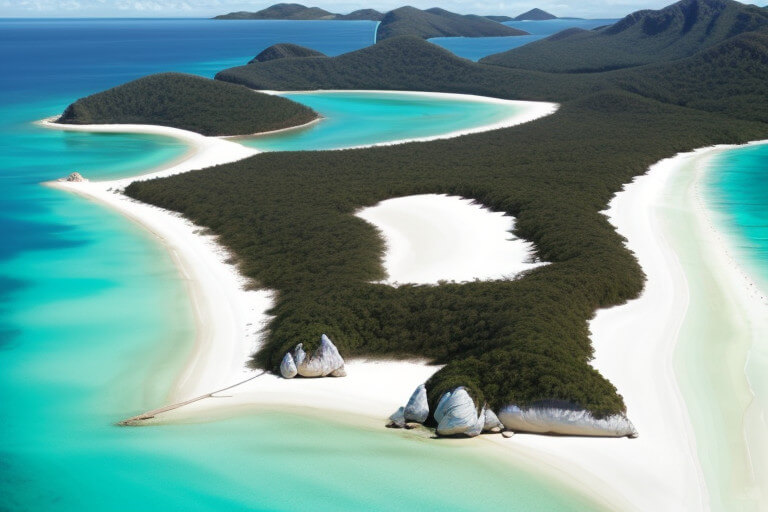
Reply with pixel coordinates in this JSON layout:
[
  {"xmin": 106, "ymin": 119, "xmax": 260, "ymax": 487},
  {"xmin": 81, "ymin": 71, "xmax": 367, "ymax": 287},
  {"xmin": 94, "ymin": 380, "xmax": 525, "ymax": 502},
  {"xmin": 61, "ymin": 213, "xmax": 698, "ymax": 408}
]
[
  {"xmin": 338, "ymin": 8, "xmax": 384, "ymax": 21},
  {"xmin": 215, "ymin": 3, "xmax": 338, "ymax": 20},
  {"xmin": 480, "ymin": 0, "xmax": 768, "ymax": 72},
  {"xmin": 249, "ymin": 43, "xmax": 326, "ymax": 63},
  {"xmin": 214, "ymin": 3, "xmax": 383, "ymax": 21},
  {"xmin": 57, "ymin": 73, "xmax": 317, "ymax": 136},
  {"xmin": 376, "ymin": 6, "xmax": 529, "ymax": 40},
  {"xmin": 215, "ymin": 36, "xmax": 567, "ymax": 97},
  {"xmin": 514, "ymin": 8, "xmax": 557, "ymax": 20}
]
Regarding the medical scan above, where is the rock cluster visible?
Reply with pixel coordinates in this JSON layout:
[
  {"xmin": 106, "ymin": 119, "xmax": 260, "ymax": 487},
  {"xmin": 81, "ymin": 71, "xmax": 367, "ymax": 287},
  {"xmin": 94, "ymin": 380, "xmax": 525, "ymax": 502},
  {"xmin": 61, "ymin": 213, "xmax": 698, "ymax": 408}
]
[
  {"xmin": 59, "ymin": 172, "xmax": 87, "ymax": 182},
  {"xmin": 279, "ymin": 334, "xmax": 346, "ymax": 378},
  {"xmin": 387, "ymin": 384, "xmax": 638, "ymax": 439}
]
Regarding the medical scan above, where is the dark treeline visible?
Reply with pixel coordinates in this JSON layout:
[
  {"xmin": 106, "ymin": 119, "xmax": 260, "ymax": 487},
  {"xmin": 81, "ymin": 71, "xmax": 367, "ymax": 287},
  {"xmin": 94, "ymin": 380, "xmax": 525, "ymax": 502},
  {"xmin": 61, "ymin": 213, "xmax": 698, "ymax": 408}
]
[
  {"xmin": 126, "ymin": 3, "xmax": 768, "ymax": 418},
  {"xmin": 58, "ymin": 73, "xmax": 317, "ymax": 136}
]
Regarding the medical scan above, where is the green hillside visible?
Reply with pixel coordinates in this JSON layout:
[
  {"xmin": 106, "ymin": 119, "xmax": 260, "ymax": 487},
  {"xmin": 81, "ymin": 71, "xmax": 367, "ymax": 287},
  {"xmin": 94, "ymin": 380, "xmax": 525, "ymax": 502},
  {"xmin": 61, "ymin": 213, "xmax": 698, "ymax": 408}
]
[
  {"xmin": 376, "ymin": 6, "xmax": 528, "ymax": 40},
  {"xmin": 481, "ymin": 0, "xmax": 768, "ymax": 72},
  {"xmin": 249, "ymin": 43, "xmax": 326, "ymax": 64},
  {"xmin": 58, "ymin": 73, "xmax": 317, "ymax": 136},
  {"xmin": 214, "ymin": 3, "xmax": 337, "ymax": 20}
]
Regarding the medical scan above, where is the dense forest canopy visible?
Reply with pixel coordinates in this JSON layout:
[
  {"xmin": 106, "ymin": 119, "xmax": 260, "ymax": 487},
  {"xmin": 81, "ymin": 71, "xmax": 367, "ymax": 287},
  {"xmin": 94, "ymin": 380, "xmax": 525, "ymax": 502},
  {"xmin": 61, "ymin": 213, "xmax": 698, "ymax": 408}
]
[
  {"xmin": 58, "ymin": 73, "xmax": 317, "ymax": 137},
  {"xmin": 127, "ymin": 1, "xmax": 768, "ymax": 421},
  {"xmin": 376, "ymin": 6, "xmax": 528, "ymax": 40},
  {"xmin": 249, "ymin": 43, "xmax": 326, "ymax": 64},
  {"xmin": 480, "ymin": 0, "xmax": 768, "ymax": 72}
]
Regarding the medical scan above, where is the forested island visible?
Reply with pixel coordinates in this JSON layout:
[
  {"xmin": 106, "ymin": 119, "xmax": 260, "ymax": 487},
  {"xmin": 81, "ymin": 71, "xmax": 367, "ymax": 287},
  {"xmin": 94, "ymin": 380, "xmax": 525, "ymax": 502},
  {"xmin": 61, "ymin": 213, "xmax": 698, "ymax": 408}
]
[
  {"xmin": 112, "ymin": 0, "xmax": 768, "ymax": 435},
  {"xmin": 57, "ymin": 73, "xmax": 317, "ymax": 136},
  {"xmin": 215, "ymin": 3, "xmax": 529, "ymax": 40}
]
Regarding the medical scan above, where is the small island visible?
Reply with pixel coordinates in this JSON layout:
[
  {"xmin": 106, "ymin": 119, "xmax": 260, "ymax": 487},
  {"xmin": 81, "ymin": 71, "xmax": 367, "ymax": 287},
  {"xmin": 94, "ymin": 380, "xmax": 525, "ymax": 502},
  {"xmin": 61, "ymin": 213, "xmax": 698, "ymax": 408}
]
[
  {"xmin": 214, "ymin": 3, "xmax": 384, "ymax": 20},
  {"xmin": 514, "ymin": 8, "xmax": 558, "ymax": 21},
  {"xmin": 57, "ymin": 72, "xmax": 317, "ymax": 136}
]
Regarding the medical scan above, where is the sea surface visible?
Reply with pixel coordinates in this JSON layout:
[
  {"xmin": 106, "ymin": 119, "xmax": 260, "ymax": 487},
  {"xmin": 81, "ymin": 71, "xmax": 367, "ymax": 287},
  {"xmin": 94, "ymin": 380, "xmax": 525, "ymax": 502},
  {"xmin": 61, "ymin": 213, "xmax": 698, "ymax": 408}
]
[
  {"xmin": 663, "ymin": 145, "xmax": 768, "ymax": 511},
  {"xmin": 0, "ymin": 18, "xmax": 606, "ymax": 511}
]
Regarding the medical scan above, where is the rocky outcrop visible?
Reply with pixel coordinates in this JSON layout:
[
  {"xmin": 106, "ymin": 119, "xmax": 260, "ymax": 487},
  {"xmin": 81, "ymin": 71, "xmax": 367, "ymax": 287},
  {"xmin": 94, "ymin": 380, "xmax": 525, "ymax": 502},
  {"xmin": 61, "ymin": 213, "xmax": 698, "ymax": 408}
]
[
  {"xmin": 385, "ymin": 385, "xmax": 637, "ymax": 439},
  {"xmin": 59, "ymin": 172, "xmax": 87, "ymax": 182},
  {"xmin": 387, "ymin": 406, "xmax": 406, "ymax": 428},
  {"xmin": 279, "ymin": 334, "xmax": 346, "ymax": 378},
  {"xmin": 403, "ymin": 384, "xmax": 429, "ymax": 423},
  {"xmin": 498, "ymin": 404, "xmax": 638, "ymax": 438},
  {"xmin": 434, "ymin": 387, "xmax": 484, "ymax": 437},
  {"xmin": 482, "ymin": 406, "xmax": 503, "ymax": 433}
]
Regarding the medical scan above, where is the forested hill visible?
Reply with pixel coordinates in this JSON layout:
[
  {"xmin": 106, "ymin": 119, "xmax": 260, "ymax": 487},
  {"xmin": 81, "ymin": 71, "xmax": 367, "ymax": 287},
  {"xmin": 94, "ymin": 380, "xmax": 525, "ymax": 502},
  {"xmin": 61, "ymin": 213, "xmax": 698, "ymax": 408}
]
[
  {"xmin": 480, "ymin": 0, "xmax": 768, "ymax": 72},
  {"xmin": 126, "ymin": 1, "xmax": 768, "ymax": 420},
  {"xmin": 376, "ymin": 6, "xmax": 528, "ymax": 40},
  {"xmin": 249, "ymin": 43, "xmax": 326, "ymax": 64},
  {"xmin": 214, "ymin": 3, "xmax": 385, "ymax": 20},
  {"xmin": 57, "ymin": 73, "xmax": 317, "ymax": 136},
  {"xmin": 215, "ymin": 3, "xmax": 341, "ymax": 20},
  {"xmin": 215, "ymin": 34, "xmax": 768, "ymax": 124},
  {"xmin": 514, "ymin": 8, "xmax": 557, "ymax": 20}
]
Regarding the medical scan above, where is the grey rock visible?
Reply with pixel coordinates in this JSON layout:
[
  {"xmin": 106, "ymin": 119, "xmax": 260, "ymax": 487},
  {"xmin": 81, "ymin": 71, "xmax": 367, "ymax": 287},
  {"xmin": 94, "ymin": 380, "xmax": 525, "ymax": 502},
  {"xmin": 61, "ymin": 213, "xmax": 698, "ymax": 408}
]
[
  {"xmin": 434, "ymin": 387, "xmax": 482, "ymax": 437},
  {"xmin": 329, "ymin": 367, "xmax": 347, "ymax": 377},
  {"xmin": 387, "ymin": 406, "xmax": 406, "ymax": 428},
  {"xmin": 279, "ymin": 351, "xmax": 297, "ymax": 378},
  {"xmin": 498, "ymin": 404, "xmax": 638, "ymax": 438},
  {"xmin": 482, "ymin": 406, "xmax": 503, "ymax": 433},
  {"xmin": 59, "ymin": 172, "xmax": 87, "ymax": 182},
  {"xmin": 404, "ymin": 384, "xmax": 429, "ymax": 423},
  {"xmin": 296, "ymin": 334, "xmax": 345, "ymax": 377},
  {"xmin": 501, "ymin": 430, "xmax": 515, "ymax": 438}
]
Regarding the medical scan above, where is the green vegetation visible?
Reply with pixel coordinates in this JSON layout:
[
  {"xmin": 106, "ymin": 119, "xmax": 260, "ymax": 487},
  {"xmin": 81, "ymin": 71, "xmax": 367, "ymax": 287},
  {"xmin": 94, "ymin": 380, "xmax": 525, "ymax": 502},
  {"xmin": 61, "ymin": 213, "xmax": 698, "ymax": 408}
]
[
  {"xmin": 213, "ymin": 3, "xmax": 384, "ymax": 21},
  {"xmin": 57, "ymin": 73, "xmax": 317, "ymax": 137},
  {"xmin": 214, "ymin": 3, "xmax": 338, "ymax": 20},
  {"xmin": 249, "ymin": 43, "xmax": 326, "ymax": 64},
  {"xmin": 480, "ymin": 0, "xmax": 768, "ymax": 72},
  {"xmin": 376, "ymin": 6, "xmax": 528, "ymax": 41},
  {"xmin": 514, "ymin": 8, "xmax": 557, "ymax": 21},
  {"xmin": 128, "ymin": 19, "xmax": 768, "ymax": 419}
]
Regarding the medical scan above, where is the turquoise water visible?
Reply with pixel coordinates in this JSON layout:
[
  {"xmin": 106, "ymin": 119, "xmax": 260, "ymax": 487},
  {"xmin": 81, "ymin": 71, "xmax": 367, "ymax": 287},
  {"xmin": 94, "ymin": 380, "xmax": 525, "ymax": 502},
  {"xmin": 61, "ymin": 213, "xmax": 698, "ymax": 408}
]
[
  {"xmin": 706, "ymin": 144, "xmax": 768, "ymax": 293},
  {"xmin": 240, "ymin": 92, "xmax": 524, "ymax": 151},
  {"xmin": 0, "ymin": 18, "xmax": 604, "ymax": 512}
]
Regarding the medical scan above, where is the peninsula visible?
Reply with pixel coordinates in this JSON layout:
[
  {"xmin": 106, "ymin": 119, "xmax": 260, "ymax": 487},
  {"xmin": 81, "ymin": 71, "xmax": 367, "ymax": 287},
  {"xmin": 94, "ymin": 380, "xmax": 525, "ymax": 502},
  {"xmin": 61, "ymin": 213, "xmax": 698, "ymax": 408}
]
[{"xmin": 113, "ymin": 0, "xmax": 767, "ymax": 439}]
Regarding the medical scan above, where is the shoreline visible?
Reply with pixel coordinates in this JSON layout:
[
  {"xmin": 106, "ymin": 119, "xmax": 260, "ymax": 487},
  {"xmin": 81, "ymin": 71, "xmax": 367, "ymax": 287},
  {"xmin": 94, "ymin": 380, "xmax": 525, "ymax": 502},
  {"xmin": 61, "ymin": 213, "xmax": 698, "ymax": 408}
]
[
  {"xmin": 37, "ymin": 97, "xmax": 768, "ymax": 510},
  {"xmin": 259, "ymin": 89, "xmax": 559, "ymax": 149}
]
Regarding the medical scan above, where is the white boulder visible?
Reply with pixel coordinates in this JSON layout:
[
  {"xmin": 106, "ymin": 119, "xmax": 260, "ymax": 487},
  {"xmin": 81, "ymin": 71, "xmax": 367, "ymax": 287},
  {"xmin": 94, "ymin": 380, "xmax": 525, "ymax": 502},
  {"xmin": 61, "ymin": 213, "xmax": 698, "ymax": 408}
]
[
  {"xmin": 404, "ymin": 384, "xmax": 429, "ymax": 423},
  {"xmin": 387, "ymin": 406, "xmax": 406, "ymax": 428},
  {"xmin": 279, "ymin": 351, "xmax": 297, "ymax": 378},
  {"xmin": 279, "ymin": 334, "xmax": 345, "ymax": 378},
  {"xmin": 498, "ymin": 404, "xmax": 638, "ymax": 438},
  {"xmin": 434, "ymin": 387, "xmax": 482, "ymax": 437},
  {"xmin": 482, "ymin": 406, "xmax": 503, "ymax": 433}
]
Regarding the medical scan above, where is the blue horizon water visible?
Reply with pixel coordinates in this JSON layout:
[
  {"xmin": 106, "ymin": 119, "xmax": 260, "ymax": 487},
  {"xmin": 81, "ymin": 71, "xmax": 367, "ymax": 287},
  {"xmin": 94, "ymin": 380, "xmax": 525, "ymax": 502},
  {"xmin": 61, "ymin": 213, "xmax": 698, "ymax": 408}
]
[{"xmin": 0, "ymin": 18, "xmax": 606, "ymax": 511}]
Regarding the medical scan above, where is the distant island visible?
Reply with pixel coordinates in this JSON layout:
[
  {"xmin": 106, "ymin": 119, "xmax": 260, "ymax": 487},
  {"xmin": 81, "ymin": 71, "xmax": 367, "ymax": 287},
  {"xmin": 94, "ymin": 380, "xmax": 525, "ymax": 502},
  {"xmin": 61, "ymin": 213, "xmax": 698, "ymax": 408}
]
[
  {"xmin": 214, "ymin": 3, "xmax": 384, "ymax": 20},
  {"xmin": 215, "ymin": 3, "xmax": 529, "ymax": 40},
  {"xmin": 57, "ymin": 73, "xmax": 317, "ymax": 136},
  {"xmin": 513, "ymin": 8, "xmax": 558, "ymax": 20}
]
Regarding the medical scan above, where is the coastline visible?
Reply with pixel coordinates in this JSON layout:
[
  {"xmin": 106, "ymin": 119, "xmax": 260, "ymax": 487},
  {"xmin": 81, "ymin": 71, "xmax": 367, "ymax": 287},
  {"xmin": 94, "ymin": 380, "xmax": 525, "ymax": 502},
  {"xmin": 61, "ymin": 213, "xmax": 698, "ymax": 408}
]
[
  {"xmin": 38, "ymin": 98, "xmax": 768, "ymax": 511},
  {"xmin": 259, "ymin": 89, "xmax": 559, "ymax": 149}
]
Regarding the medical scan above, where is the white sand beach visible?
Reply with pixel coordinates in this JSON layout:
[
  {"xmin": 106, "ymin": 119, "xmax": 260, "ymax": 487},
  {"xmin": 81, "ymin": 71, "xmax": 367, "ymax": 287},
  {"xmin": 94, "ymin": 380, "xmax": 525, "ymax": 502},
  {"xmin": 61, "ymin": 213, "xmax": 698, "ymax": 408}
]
[
  {"xmin": 355, "ymin": 194, "xmax": 545, "ymax": 285},
  {"xmin": 41, "ymin": 100, "xmax": 768, "ymax": 511}
]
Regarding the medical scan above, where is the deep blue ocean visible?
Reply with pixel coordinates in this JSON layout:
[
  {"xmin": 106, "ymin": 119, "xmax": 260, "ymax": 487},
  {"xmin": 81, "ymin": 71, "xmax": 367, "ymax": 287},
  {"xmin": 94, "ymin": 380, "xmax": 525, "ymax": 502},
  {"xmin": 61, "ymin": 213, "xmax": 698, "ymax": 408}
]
[{"xmin": 0, "ymin": 18, "xmax": 609, "ymax": 512}]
